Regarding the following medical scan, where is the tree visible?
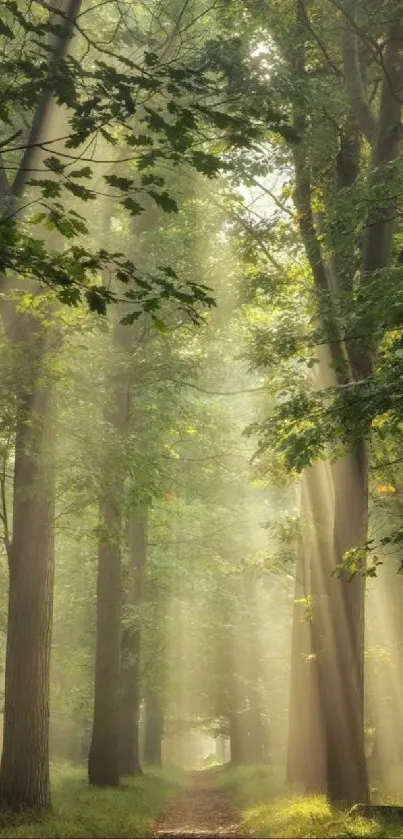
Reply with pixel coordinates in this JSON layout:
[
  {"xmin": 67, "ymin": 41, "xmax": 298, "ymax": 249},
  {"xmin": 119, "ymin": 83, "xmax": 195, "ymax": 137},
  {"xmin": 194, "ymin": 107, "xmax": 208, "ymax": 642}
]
[{"xmin": 231, "ymin": 0, "xmax": 403, "ymax": 804}]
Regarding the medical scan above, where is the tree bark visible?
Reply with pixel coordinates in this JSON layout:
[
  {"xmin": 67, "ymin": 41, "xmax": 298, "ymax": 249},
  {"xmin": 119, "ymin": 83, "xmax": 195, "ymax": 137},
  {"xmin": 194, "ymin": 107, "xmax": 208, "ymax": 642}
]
[
  {"xmin": 0, "ymin": 0, "xmax": 81, "ymax": 812},
  {"xmin": 323, "ymin": 452, "xmax": 368, "ymax": 803},
  {"xmin": 287, "ymin": 472, "xmax": 326, "ymax": 792},
  {"xmin": 119, "ymin": 510, "xmax": 148, "ymax": 776},
  {"xmin": 143, "ymin": 692, "xmax": 163, "ymax": 766},
  {"xmin": 0, "ymin": 321, "xmax": 55, "ymax": 810},
  {"xmin": 229, "ymin": 710, "xmax": 245, "ymax": 765},
  {"xmin": 87, "ymin": 491, "xmax": 122, "ymax": 787},
  {"xmin": 88, "ymin": 322, "xmax": 130, "ymax": 787}
]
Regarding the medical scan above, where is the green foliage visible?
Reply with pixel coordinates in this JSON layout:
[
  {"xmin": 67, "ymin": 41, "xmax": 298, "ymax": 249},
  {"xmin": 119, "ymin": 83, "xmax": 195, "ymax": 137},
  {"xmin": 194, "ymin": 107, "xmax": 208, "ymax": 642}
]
[
  {"xmin": 0, "ymin": 763, "xmax": 185, "ymax": 838},
  {"xmin": 0, "ymin": 0, "xmax": 296, "ymax": 315},
  {"xmin": 218, "ymin": 765, "xmax": 403, "ymax": 838}
]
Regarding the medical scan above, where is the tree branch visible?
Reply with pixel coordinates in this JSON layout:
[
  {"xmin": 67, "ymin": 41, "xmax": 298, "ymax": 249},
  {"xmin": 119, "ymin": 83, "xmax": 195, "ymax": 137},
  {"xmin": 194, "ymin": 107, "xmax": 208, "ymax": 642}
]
[
  {"xmin": 340, "ymin": 0, "xmax": 377, "ymax": 143},
  {"xmin": 293, "ymin": 1, "xmax": 351, "ymax": 384},
  {"xmin": 13, "ymin": 0, "xmax": 83, "ymax": 198},
  {"xmin": 299, "ymin": 0, "xmax": 343, "ymax": 79}
]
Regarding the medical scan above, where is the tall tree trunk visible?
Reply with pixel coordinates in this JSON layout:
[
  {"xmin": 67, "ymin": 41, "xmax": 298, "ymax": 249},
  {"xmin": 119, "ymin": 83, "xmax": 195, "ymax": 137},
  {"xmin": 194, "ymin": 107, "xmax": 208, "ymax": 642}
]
[
  {"xmin": 88, "ymin": 323, "xmax": 129, "ymax": 787},
  {"xmin": 88, "ymin": 493, "xmax": 122, "ymax": 786},
  {"xmin": 242, "ymin": 576, "xmax": 266, "ymax": 764},
  {"xmin": 287, "ymin": 472, "xmax": 325, "ymax": 792},
  {"xmin": 323, "ymin": 452, "xmax": 368, "ymax": 803},
  {"xmin": 143, "ymin": 692, "xmax": 163, "ymax": 766},
  {"xmin": 229, "ymin": 710, "xmax": 245, "ymax": 765},
  {"xmin": 119, "ymin": 510, "xmax": 148, "ymax": 776},
  {"xmin": 0, "ymin": 0, "xmax": 81, "ymax": 811},
  {"xmin": 0, "ymin": 321, "xmax": 55, "ymax": 810}
]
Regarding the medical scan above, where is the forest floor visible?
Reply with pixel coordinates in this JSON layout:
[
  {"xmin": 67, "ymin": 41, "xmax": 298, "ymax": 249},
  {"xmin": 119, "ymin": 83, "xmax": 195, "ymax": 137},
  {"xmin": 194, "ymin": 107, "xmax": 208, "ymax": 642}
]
[
  {"xmin": 153, "ymin": 769, "xmax": 241, "ymax": 838},
  {"xmin": 0, "ymin": 763, "xmax": 185, "ymax": 838},
  {"xmin": 3, "ymin": 763, "xmax": 403, "ymax": 838},
  {"xmin": 217, "ymin": 764, "xmax": 403, "ymax": 838}
]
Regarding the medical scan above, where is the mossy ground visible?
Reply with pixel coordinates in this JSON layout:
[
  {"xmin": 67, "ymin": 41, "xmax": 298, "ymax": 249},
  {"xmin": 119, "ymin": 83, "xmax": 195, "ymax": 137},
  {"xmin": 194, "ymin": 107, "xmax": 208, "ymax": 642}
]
[
  {"xmin": 0, "ymin": 762, "xmax": 185, "ymax": 838},
  {"xmin": 216, "ymin": 764, "xmax": 403, "ymax": 838}
]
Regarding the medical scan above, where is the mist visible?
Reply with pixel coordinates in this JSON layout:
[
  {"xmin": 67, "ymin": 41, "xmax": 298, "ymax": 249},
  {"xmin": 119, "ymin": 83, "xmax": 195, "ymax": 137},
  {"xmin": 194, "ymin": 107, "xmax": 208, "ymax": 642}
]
[{"xmin": 0, "ymin": 0, "xmax": 403, "ymax": 837}]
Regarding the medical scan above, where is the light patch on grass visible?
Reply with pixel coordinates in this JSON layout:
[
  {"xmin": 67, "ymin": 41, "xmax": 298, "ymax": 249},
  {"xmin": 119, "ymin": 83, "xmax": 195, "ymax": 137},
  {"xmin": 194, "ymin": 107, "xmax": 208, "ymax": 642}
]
[
  {"xmin": 217, "ymin": 764, "xmax": 403, "ymax": 838},
  {"xmin": 0, "ymin": 761, "xmax": 185, "ymax": 838},
  {"xmin": 241, "ymin": 795, "xmax": 381, "ymax": 838}
]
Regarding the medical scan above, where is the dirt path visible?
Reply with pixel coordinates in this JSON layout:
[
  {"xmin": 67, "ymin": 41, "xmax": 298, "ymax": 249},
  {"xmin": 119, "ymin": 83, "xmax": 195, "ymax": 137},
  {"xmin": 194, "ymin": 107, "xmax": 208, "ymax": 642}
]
[{"xmin": 153, "ymin": 771, "xmax": 241, "ymax": 838}]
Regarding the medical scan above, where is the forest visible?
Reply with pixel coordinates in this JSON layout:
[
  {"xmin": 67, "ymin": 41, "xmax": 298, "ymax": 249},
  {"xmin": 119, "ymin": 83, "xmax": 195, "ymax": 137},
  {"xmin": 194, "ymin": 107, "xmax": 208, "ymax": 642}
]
[{"xmin": 1, "ymin": 0, "xmax": 403, "ymax": 837}]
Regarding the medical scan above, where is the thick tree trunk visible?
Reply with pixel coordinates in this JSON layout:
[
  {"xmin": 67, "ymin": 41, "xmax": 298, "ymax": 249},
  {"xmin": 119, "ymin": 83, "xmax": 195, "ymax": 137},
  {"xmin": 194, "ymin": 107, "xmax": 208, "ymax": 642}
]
[
  {"xmin": 88, "ymin": 322, "xmax": 129, "ymax": 787},
  {"xmin": 288, "ymin": 455, "xmax": 369, "ymax": 803},
  {"xmin": 366, "ymin": 524, "xmax": 403, "ymax": 782},
  {"xmin": 303, "ymin": 455, "xmax": 368, "ymax": 804},
  {"xmin": 143, "ymin": 692, "xmax": 163, "ymax": 766},
  {"xmin": 0, "ymin": 324, "xmax": 55, "ymax": 810},
  {"xmin": 322, "ymin": 452, "xmax": 369, "ymax": 804},
  {"xmin": 119, "ymin": 511, "xmax": 148, "ymax": 776},
  {"xmin": 88, "ymin": 495, "xmax": 122, "ymax": 786},
  {"xmin": 0, "ymin": 0, "xmax": 81, "ymax": 811}
]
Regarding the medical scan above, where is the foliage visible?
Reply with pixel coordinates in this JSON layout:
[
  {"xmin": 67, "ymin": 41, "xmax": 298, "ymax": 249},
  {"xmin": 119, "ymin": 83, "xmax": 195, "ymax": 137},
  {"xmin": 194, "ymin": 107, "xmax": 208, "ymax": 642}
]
[
  {"xmin": 218, "ymin": 765, "xmax": 403, "ymax": 838},
  {"xmin": 0, "ymin": 763, "xmax": 185, "ymax": 837},
  {"xmin": 0, "ymin": 0, "xmax": 296, "ymax": 316}
]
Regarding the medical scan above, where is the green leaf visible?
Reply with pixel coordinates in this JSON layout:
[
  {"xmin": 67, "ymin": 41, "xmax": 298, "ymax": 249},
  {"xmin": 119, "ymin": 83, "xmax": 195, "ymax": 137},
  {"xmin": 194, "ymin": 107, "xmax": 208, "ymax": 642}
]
[
  {"xmin": 151, "ymin": 314, "xmax": 169, "ymax": 334},
  {"xmin": 143, "ymin": 52, "xmax": 159, "ymax": 67},
  {"xmin": 191, "ymin": 151, "xmax": 221, "ymax": 177},
  {"xmin": 29, "ymin": 179, "xmax": 61, "ymax": 198},
  {"xmin": 123, "ymin": 197, "xmax": 144, "ymax": 216},
  {"xmin": 44, "ymin": 156, "xmax": 66, "ymax": 173},
  {"xmin": 0, "ymin": 20, "xmax": 14, "ymax": 38},
  {"xmin": 29, "ymin": 213, "xmax": 46, "ymax": 225},
  {"xmin": 85, "ymin": 288, "xmax": 107, "ymax": 314},
  {"xmin": 120, "ymin": 311, "xmax": 141, "ymax": 325},
  {"xmin": 158, "ymin": 265, "xmax": 178, "ymax": 279},
  {"xmin": 65, "ymin": 181, "xmax": 96, "ymax": 200},
  {"xmin": 105, "ymin": 174, "xmax": 134, "ymax": 191},
  {"xmin": 149, "ymin": 190, "xmax": 178, "ymax": 213},
  {"xmin": 69, "ymin": 166, "xmax": 92, "ymax": 179}
]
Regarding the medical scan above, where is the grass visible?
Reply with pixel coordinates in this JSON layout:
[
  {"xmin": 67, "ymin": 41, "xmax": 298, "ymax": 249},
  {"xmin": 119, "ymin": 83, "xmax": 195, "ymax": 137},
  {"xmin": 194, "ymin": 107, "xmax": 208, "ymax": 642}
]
[
  {"xmin": 216, "ymin": 764, "xmax": 403, "ymax": 838},
  {"xmin": 0, "ymin": 761, "xmax": 185, "ymax": 838}
]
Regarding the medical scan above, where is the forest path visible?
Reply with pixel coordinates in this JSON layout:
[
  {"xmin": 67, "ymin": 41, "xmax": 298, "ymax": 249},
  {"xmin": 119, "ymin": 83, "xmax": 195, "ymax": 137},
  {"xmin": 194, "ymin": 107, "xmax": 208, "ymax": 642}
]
[{"xmin": 153, "ymin": 770, "xmax": 242, "ymax": 838}]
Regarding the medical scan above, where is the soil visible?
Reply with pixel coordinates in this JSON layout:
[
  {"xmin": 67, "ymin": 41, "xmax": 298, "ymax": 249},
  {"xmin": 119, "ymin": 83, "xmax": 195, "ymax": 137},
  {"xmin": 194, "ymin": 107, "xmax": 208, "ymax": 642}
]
[{"xmin": 153, "ymin": 771, "xmax": 242, "ymax": 838}]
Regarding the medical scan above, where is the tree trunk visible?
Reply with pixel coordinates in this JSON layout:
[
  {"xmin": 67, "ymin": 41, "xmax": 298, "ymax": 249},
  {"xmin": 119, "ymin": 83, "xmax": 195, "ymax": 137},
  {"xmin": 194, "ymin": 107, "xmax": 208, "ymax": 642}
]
[
  {"xmin": 0, "ymin": 0, "xmax": 82, "ymax": 811},
  {"xmin": 119, "ymin": 511, "xmax": 148, "ymax": 776},
  {"xmin": 286, "ymin": 0, "xmax": 403, "ymax": 808},
  {"xmin": 287, "ymin": 473, "xmax": 325, "ymax": 792},
  {"xmin": 0, "ymin": 322, "xmax": 55, "ymax": 810},
  {"xmin": 322, "ymin": 452, "xmax": 369, "ymax": 804},
  {"xmin": 229, "ymin": 710, "xmax": 245, "ymax": 765},
  {"xmin": 244, "ymin": 706, "xmax": 264, "ymax": 763},
  {"xmin": 143, "ymin": 692, "xmax": 163, "ymax": 766},
  {"xmin": 88, "ymin": 322, "xmax": 129, "ymax": 787},
  {"xmin": 88, "ymin": 494, "xmax": 122, "ymax": 786},
  {"xmin": 301, "ymin": 455, "xmax": 369, "ymax": 804}
]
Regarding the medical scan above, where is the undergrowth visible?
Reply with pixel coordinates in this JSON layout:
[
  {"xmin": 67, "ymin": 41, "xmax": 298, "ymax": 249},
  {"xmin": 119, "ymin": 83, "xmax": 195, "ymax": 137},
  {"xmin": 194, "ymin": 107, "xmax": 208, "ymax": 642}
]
[
  {"xmin": 217, "ymin": 764, "xmax": 403, "ymax": 838},
  {"xmin": 0, "ymin": 761, "xmax": 185, "ymax": 838}
]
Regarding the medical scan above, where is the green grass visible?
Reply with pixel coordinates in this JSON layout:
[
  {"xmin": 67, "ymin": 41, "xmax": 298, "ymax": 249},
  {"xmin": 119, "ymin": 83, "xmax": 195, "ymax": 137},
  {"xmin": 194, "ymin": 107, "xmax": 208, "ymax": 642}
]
[
  {"xmin": 0, "ymin": 761, "xmax": 185, "ymax": 838},
  {"xmin": 216, "ymin": 764, "xmax": 403, "ymax": 838}
]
